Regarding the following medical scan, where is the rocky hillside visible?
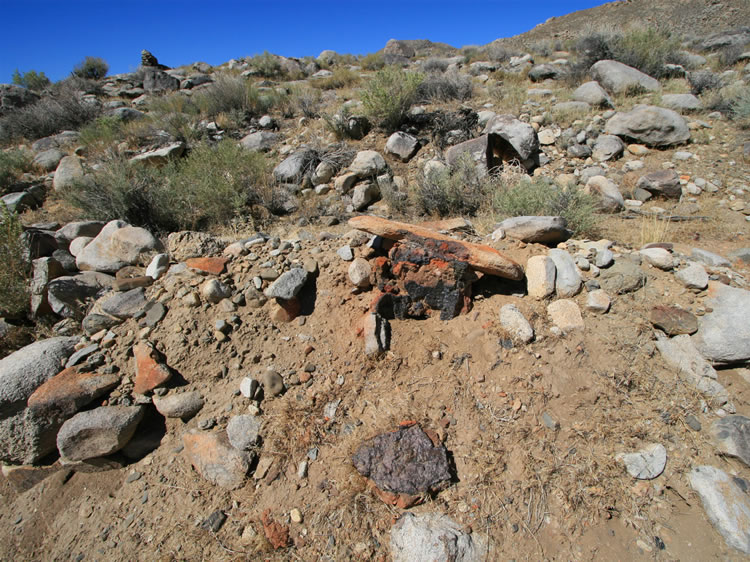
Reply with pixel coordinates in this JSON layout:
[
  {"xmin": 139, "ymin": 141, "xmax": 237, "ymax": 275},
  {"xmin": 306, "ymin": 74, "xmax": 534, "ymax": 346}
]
[
  {"xmin": 490, "ymin": 0, "xmax": 750, "ymax": 50},
  {"xmin": 0, "ymin": 15, "xmax": 750, "ymax": 562}
]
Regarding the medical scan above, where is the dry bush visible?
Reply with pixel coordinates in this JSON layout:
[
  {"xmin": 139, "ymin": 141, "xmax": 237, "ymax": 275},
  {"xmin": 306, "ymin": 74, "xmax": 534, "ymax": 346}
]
[
  {"xmin": 291, "ymin": 87, "xmax": 322, "ymax": 118},
  {"xmin": 312, "ymin": 68, "xmax": 360, "ymax": 90},
  {"xmin": 417, "ymin": 70, "xmax": 473, "ymax": 102},
  {"xmin": 0, "ymin": 149, "xmax": 32, "ymax": 192},
  {"xmin": 0, "ymin": 203, "xmax": 29, "ymax": 318},
  {"xmin": 359, "ymin": 52, "xmax": 385, "ymax": 71}
]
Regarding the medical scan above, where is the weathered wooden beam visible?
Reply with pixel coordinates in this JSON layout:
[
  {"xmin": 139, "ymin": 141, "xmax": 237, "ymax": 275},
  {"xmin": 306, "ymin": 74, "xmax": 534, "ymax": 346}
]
[{"xmin": 348, "ymin": 215, "xmax": 524, "ymax": 280}]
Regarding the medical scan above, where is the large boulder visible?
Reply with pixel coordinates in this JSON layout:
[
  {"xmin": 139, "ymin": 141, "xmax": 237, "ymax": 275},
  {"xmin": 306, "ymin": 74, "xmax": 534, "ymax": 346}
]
[
  {"xmin": 590, "ymin": 60, "xmax": 660, "ymax": 94},
  {"xmin": 273, "ymin": 148, "xmax": 316, "ymax": 184},
  {"xmin": 141, "ymin": 68, "xmax": 180, "ymax": 92},
  {"xmin": 52, "ymin": 156, "xmax": 85, "ymax": 192},
  {"xmin": 692, "ymin": 282, "xmax": 750, "ymax": 364},
  {"xmin": 33, "ymin": 149, "xmax": 65, "ymax": 172},
  {"xmin": 483, "ymin": 114, "xmax": 540, "ymax": 166},
  {"xmin": 0, "ymin": 84, "xmax": 39, "ymax": 115},
  {"xmin": 76, "ymin": 220, "xmax": 161, "ymax": 272},
  {"xmin": 0, "ymin": 337, "xmax": 78, "ymax": 464},
  {"xmin": 604, "ymin": 105, "xmax": 690, "ymax": 147},
  {"xmin": 528, "ymin": 63, "xmax": 567, "ymax": 82}
]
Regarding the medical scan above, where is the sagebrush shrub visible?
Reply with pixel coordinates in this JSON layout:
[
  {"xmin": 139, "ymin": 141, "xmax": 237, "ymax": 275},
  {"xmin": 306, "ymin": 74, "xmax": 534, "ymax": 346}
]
[
  {"xmin": 12, "ymin": 69, "xmax": 50, "ymax": 91},
  {"xmin": 0, "ymin": 149, "xmax": 31, "ymax": 191},
  {"xmin": 360, "ymin": 67, "xmax": 424, "ymax": 132},
  {"xmin": 249, "ymin": 51, "xmax": 282, "ymax": 78},
  {"xmin": 64, "ymin": 140, "xmax": 271, "ymax": 231},
  {"xmin": 417, "ymin": 70, "xmax": 472, "ymax": 102},
  {"xmin": 415, "ymin": 153, "xmax": 490, "ymax": 217},
  {"xmin": 0, "ymin": 203, "xmax": 29, "ymax": 318},
  {"xmin": 193, "ymin": 75, "xmax": 280, "ymax": 118},
  {"xmin": 72, "ymin": 56, "xmax": 108, "ymax": 80},
  {"xmin": 311, "ymin": 68, "xmax": 360, "ymax": 90},
  {"xmin": 359, "ymin": 53, "xmax": 385, "ymax": 71}
]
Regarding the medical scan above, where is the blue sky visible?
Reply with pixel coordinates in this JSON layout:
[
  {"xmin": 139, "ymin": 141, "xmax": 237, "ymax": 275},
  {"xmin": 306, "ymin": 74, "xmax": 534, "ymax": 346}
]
[{"xmin": 1, "ymin": 0, "xmax": 609, "ymax": 83}]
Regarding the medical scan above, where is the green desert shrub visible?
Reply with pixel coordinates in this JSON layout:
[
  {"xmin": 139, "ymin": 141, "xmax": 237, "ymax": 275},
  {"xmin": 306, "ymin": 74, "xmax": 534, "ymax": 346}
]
[
  {"xmin": 492, "ymin": 177, "xmax": 598, "ymax": 236},
  {"xmin": 312, "ymin": 67, "xmax": 360, "ymax": 90},
  {"xmin": 360, "ymin": 66, "xmax": 424, "ymax": 132},
  {"xmin": 0, "ymin": 81, "xmax": 100, "ymax": 143},
  {"xmin": 0, "ymin": 203, "xmax": 29, "ymax": 318},
  {"xmin": 0, "ymin": 149, "xmax": 32, "ymax": 191},
  {"xmin": 12, "ymin": 69, "xmax": 51, "ymax": 91},
  {"xmin": 64, "ymin": 140, "xmax": 271, "ymax": 231},
  {"xmin": 249, "ymin": 51, "xmax": 282, "ymax": 78},
  {"xmin": 72, "ymin": 56, "xmax": 109, "ymax": 80},
  {"xmin": 417, "ymin": 70, "xmax": 472, "ymax": 102},
  {"xmin": 359, "ymin": 52, "xmax": 385, "ymax": 71},
  {"xmin": 78, "ymin": 115, "xmax": 124, "ymax": 151},
  {"xmin": 414, "ymin": 153, "xmax": 490, "ymax": 217},
  {"xmin": 193, "ymin": 75, "xmax": 281, "ymax": 118}
]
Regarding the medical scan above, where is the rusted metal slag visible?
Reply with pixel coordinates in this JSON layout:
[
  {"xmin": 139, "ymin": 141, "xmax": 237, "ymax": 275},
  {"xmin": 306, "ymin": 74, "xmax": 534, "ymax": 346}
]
[{"xmin": 371, "ymin": 240, "xmax": 476, "ymax": 320}]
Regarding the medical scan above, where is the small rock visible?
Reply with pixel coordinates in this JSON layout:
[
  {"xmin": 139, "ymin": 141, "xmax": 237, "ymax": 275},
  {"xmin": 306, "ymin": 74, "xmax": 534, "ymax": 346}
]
[
  {"xmin": 616, "ymin": 443, "xmax": 667, "ymax": 480},
  {"xmin": 586, "ymin": 289, "xmax": 611, "ymax": 313},
  {"xmin": 226, "ymin": 415, "xmax": 261, "ymax": 450},
  {"xmin": 547, "ymin": 299, "xmax": 584, "ymax": 334},
  {"xmin": 263, "ymin": 370, "xmax": 284, "ymax": 397},
  {"xmin": 499, "ymin": 304, "xmax": 534, "ymax": 344}
]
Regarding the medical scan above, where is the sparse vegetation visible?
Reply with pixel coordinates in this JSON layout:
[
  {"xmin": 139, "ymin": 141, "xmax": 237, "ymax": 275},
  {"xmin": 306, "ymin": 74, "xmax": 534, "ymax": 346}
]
[
  {"xmin": 312, "ymin": 67, "xmax": 360, "ymax": 90},
  {"xmin": 0, "ymin": 203, "xmax": 29, "ymax": 318},
  {"xmin": 64, "ymin": 140, "xmax": 271, "ymax": 231},
  {"xmin": 0, "ymin": 80, "xmax": 100, "ymax": 143},
  {"xmin": 492, "ymin": 176, "xmax": 598, "ymax": 236},
  {"xmin": 191, "ymin": 74, "xmax": 281, "ymax": 118},
  {"xmin": 0, "ymin": 149, "xmax": 32, "ymax": 191},
  {"xmin": 72, "ymin": 56, "xmax": 109, "ymax": 80},
  {"xmin": 248, "ymin": 51, "xmax": 282, "ymax": 78},
  {"xmin": 360, "ymin": 67, "xmax": 424, "ymax": 132},
  {"xmin": 417, "ymin": 69, "xmax": 472, "ymax": 102},
  {"xmin": 688, "ymin": 70, "xmax": 722, "ymax": 95},
  {"xmin": 359, "ymin": 52, "xmax": 385, "ymax": 71},
  {"xmin": 11, "ymin": 69, "xmax": 50, "ymax": 92},
  {"xmin": 414, "ymin": 153, "xmax": 489, "ymax": 217},
  {"xmin": 292, "ymin": 86, "xmax": 322, "ymax": 118}
]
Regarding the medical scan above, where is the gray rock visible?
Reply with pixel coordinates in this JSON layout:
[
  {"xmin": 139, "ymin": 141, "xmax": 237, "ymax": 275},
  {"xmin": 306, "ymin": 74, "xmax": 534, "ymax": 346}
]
[
  {"xmin": 385, "ymin": 132, "xmax": 419, "ymax": 163},
  {"xmin": 166, "ymin": 231, "xmax": 225, "ymax": 261},
  {"xmin": 691, "ymin": 248, "xmax": 731, "ymax": 268},
  {"xmin": 47, "ymin": 271, "xmax": 115, "ymax": 319},
  {"xmin": 661, "ymin": 93, "xmax": 703, "ymax": 112},
  {"xmin": 391, "ymin": 512, "xmax": 484, "ymax": 562},
  {"xmin": 352, "ymin": 424, "xmax": 451, "ymax": 495},
  {"xmin": 711, "ymin": 416, "xmax": 750, "ymax": 467},
  {"xmin": 153, "ymin": 391, "xmax": 204, "ymax": 419},
  {"xmin": 1, "ymin": 191, "xmax": 37, "ymax": 214},
  {"xmin": 110, "ymin": 107, "xmax": 145, "ymax": 121},
  {"xmin": 65, "ymin": 344, "xmax": 99, "ymax": 368},
  {"xmin": 52, "ymin": 156, "xmax": 85, "ymax": 192},
  {"xmin": 636, "ymin": 170, "xmax": 682, "ymax": 199},
  {"xmin": 655, "ymin": 333, "xmax": 731, "ymax": 410},
  {"xmin": 264, "ymin": 268, "xmax": 307, "ymax": 300},
  {"xmin": 548, "ymin": 249, "xmax": 582, "ymax": 298},
  {"xmin": 567, "ymin": 143, "xmax": 592, "ymax": 158},
  {"xmin": 351, "ymin": 182, "xmax": 381, "ymax": 211},
  {"xmin": 262, "ymin": 370, "xmax": 284, "ymax": 397},
  {"xmin": 348, "ymin": 258, "xmax": 371, "ymax": 288},
  {"xmin": 239, "ymin": 131, "xmax": 280, "ymax": 152},
  {"xmin": 483, "ymin": 114, "xmax": 540, "ymax": 162},
  {"xmin": 75, "ymin": 220, "xmax": 129, "ymax": 273},
  {"xmin": 82, "ymin": 313, "xmax": 120, "ymax": 335},
  {"xmin": 201, "ymin": 279, "xmax": 232, "ymax": 304},
  {"xmin": 572, "ymin": 81, "xmax": 612, "ymax": 107},
  {"xmin": 273, "ymin": 149, "xmax": 316, "ymax": 184},
  {"xmin": 592, "ymin": 134, "xmax": 624, "ymax": 162},
  {"xmin": 590, "ymin": 60, "xmax": 660, "ymax": 94},
  {"xmin": 528, "ymin": 63, "xmax": 567, "ymax": 82},
  {"xmin": 350, "ymin": 150, "xmax": 388, "ymax": 178},
  {"xmin": 55, "ymin": 221, "xmax": 105, "ymax": 245},
  {"xmin": 337, "ymin": 245, "xmax": 354, "ymax": 261},
  {"xmin": 142, "ymin": 301, "xmax": 167, "ymax": 327},
  {"xmin": 605, "ymin": 105, "xmax": 690, "ymax": 147},
  {"xmin": 700, "ymin": 27, "xmax": 750, "ymax": 51},
  {"xmin": 499, "ymin": 304, "xmax": 534, "ymax": 344},
  {"xmin": 616, "ymin": 443, "xmax": 666, "ymax": 479},
  {"xmin": 226, "ymin": 415, "xmax": 261, "ymax": 450},
  {"xmin": 99, "ymin": 288, "xmax": 147, "ymax": 319},
  {"xmin": 729, "ymin": 248, "xmax": 750, "ymax": 264},
  {"xmin": 554, "ymin": 101, "xmax": 590, "ymax": 114},
  {"xmin": 689, "ymin": 465, "xmax": 750, "ymax": 554},
  {"xmin": 33, "ymin": 149, "xmax": 65, "ymax": 172},
  {"xmin": 495, "ymin": 216, "xmax": 569, "ymax": 244},
  {"xmin": 585, "ymin": 176, "xmax": 624, "ymax": 212},
  {"xmin": 693, "ymin": 283, "xmax": 750, "ymax": 364},
  {"xmin": 639, "ymin": 247, "xmax": 675, "ymax": 270},
  {"xmin": 599, "ymin": 260, "xmax": 645, "ymax": 294},
  {"xmin": 141, "ymin": 68, "xmax": 180, "ymax": 92},
  {"xmin": 129, "ymin": 142, "xmax": 185, "ymax": 165},
  {"xmin": 57, "ymin": 406, "xmax": 144, "ymax": 461}
]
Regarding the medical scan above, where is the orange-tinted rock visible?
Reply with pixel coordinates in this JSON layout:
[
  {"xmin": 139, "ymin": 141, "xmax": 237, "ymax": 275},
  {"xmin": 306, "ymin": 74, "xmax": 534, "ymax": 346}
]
[
  {"xmin": 182, "ymin": 430, "xmax": 251, "ymax": 490},
  {"xmin": 348, "ymin": 215, "xmax": 523, "ymax": 280},
  {"xmin": 185, "ymin": 257, "xmax": 229, "ymax": 275},
  {"xmin": 133, "ymin": 342, "xmax": 172, "ymax": 394},
  {"xmin": 261, "ymin": 509, "xmax": 291, "ymax": 549},
  {"xmin": 269, "ymin": 297, "xmax": 301, "ymax": 323},
  {"xmin": 28, "ymin": 367, "xmax": 119, "ymax": 414}
]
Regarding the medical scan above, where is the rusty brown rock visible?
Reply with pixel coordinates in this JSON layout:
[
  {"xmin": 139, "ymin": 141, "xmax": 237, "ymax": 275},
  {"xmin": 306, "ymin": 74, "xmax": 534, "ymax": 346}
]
[
  {"xmin": 261, "ymin": 509, "xmax": 291, "ymax": 549},
  {"xmin": 348, "ymin": 216, "xmax": 523, "ymax": 280},
  {"xmin": 650, "ymin": 305, "xmax": 699, "ymax": 335},
  {"xmin": 269, "ymin": 297, "xmax": 301, "ymax": 323},
  {"xmin": 185, "ymin": 257, "xmax": 229, "ymax": 275},
  {"xmin": 113, "ymin": 276, "xmax": 153, "ymax": 292},
  {"xmin": 133, "ymin": 342, "xmax": 172, "ymax": 394}
]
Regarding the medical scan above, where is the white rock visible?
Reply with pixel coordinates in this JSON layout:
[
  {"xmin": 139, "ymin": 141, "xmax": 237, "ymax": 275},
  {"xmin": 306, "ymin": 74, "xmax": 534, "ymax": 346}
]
[
  {"xmin": 616, "ymin": 443, "xmax": 666, "ymax": 479},
  {"xmin": 639, "ymin": 247, "xmax": 674, "ymax": 270},
  {"xmin": 547, "ymin": 299, "xmax": 584, "ymax": 334},
  {"xmin": 499, "ymin": 304, "xmax": 534, "ymax": 344},
  {"xmin": 526, "ymin": 256, "xmax": 556, "ymax": 300}
]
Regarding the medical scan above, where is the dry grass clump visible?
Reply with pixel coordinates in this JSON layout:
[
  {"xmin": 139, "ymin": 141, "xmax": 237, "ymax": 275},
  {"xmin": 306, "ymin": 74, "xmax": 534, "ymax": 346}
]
[
  {"xmin": 311, "ymin": 68, "xmax": 360, "ymax": 91},
  {"xmin": 0, "ymin": 203, "xmax": 29, "ymax": 318}
]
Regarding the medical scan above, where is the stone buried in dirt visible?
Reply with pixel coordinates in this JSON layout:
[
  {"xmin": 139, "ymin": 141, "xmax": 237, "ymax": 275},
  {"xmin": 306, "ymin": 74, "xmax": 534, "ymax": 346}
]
[
  {"xmin": 182, "ymin": 430, "xmax": 252, "ymax": 490},
  {"xmin": 390, "ymin": 512, "xmax": 485, "ymax": 562},
  {"xmin": 348, "ymin": 216, "xmax": 523, "ymax": 280},
  {"xmin": 352, "ymin": 424, "xmax": 451, "ymax": 497},
  {"xmin": 133, "ymin": 342, "xmax": 172, "ymax": 394},
  {"xmin": 499, "ymin": 304, "xmax": 534, "ymax": 344},
  {"xmin": 689, "ymin": 465, "xmax": 750, "ymax": 555},
  {"xmin": 547, "ymin": 299, "xmax": 584, "ymax": 334},
  {"xmin": 56, "ymin": 406, "xmax": 144, "ymax": 462},
  {"xmin": 363, "ymin": 312, "xmax": 389, "ymax": 355},
  {"xmin": 675, "ymin": 262, "xmax": 708, "ymax": 290},
  {"xmin": 616, "ymin": 443, "xmax": 667, "ymax": 480},
  {"xmin": 599, "ymin": 260, "xmax": 645, "ymax": 294},
  {"xmin": 711, "ymin": 416, "xmax": 750, "ymax": 468},
  {"xmin": 649, "ymin": 305, "xmax": 698, "ymax": 335},
  {"xmin": 635, "ymin": 170, "xmax": 682, "ymax": 199}
]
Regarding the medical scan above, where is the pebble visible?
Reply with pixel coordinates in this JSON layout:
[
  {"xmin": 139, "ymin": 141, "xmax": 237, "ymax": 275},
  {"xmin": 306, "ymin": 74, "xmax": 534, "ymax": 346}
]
[
  {"xmin": 336, "ymin": 245, "xmax": 354, "ymax": 261},
  {"xmin": 290, "ymin": 508, "xmax": 303, "ymax": 523}
]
